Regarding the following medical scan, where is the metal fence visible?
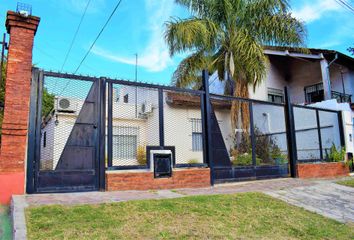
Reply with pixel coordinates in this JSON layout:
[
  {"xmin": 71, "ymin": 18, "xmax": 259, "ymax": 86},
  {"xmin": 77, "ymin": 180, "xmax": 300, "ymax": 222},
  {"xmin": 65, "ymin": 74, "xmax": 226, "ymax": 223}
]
[
  {"xmin": 292, "ymin": 105, "xmax": 344, "ymax": 163},
  {"xmin": 27, "ymin": 69, "xmax": 346, "ymax": 192}
]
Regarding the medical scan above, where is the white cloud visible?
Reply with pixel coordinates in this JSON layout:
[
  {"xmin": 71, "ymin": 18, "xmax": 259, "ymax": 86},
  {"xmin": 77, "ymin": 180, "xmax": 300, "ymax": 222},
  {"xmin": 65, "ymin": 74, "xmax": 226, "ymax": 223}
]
[
  {"xmin": 292, "ymin": 0, "xmax": 342, "ymax": 23},
  {"xmin": 91, "ymin": 0, "xmax": 174, "ymax": 72}
]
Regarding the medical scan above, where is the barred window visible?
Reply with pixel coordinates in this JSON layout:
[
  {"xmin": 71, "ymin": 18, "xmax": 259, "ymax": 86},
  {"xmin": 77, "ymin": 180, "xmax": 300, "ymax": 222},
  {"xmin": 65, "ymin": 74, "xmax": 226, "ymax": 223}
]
[
  {"xmin": 191, "ymin": 118, "xmax": 203, "ymax": 152},
  {"xmin": 112, "ymin": 126, "xmax": 138, "ymax": 159}
]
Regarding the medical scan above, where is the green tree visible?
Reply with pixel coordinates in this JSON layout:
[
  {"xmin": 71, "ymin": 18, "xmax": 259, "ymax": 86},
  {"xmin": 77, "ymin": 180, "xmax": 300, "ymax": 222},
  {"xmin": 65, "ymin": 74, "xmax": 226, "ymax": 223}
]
[{"xmin": 165, "ymin": 0, "xmax": 306, "ymax": 128}]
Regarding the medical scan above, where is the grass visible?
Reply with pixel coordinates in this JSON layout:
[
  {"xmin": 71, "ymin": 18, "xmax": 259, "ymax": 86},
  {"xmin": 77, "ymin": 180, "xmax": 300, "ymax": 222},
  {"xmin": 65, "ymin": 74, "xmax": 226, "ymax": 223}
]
[
  {"xmin": 336, "ymin": 177, "xmax": 354, "ymax": 188},
  {"xmin": 26, "ymin": 192, "xmax": 354, "ymax": 240},
  {"xmin": 0, "ymin": 205, "xmax": 12, "ymax": 240}
]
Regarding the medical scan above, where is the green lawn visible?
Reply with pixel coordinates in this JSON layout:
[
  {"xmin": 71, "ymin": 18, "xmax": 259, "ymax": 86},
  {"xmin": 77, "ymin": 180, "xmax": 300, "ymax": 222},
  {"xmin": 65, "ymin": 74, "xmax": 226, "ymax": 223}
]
[
  {"xmin": 0, "ymin": 205, "xmax": 12, "ymax": 240},
  {"xmin": 26, "ymin": 192, "xmax": 354, "ymax": 240},
  {"xmin": 336, "ymin": 177, "xmax": 354, "ymax": 188}
]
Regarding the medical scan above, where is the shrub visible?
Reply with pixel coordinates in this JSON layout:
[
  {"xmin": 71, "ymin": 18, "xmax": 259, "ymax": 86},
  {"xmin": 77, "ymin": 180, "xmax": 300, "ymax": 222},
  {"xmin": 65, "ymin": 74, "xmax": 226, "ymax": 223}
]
[
  {"xmin": 137, "ymin": 146, "xmax": 147, "ymax": 165},
  {"xmin": 187, "ymin": 159, "xmax": 200, "ymax": 164},
  {"xmin": 232, "ymin": 153, "xmax": 261, "ymax": 166},
  {"xmin": 326, "ymin": 143, "xmax": 345, "ymax": 162}
]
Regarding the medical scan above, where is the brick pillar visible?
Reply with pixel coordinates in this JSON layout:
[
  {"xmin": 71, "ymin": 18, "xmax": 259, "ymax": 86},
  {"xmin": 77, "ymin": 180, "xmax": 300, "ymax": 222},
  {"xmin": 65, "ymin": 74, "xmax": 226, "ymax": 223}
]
[{"xmin": 0, "ymin": 11, "xmax": 40, "ymax": 204}]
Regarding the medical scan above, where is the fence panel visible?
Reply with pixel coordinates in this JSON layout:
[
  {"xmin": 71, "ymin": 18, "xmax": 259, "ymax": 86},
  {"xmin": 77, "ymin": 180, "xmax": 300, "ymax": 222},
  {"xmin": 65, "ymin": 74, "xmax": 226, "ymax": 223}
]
[
  {"xmin": 293, "ymin": 106, "xmax": 321, "ymax": 161},
  {"xmin": 108, "ymin": 83, "xmax": 160, "ymax": 169},
  {"xmin": 252, "ymin": 103, "xmax": 289, "ymax": 166},
  {"xmin": 318, "ymin": 110, "xmax": 342, "ymax": 160},
  {"xmin": 163, "ymin": 90, "xmax": 205, "ymax": 166}
]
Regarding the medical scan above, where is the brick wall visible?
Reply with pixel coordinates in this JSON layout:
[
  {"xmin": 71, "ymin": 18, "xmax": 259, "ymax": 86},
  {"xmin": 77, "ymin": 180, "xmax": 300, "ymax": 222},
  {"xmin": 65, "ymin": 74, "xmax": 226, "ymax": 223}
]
[
  {"xmin": 297, "ymin": 162, "xmax": 349, "ymax": 179},
  {"xmin": 0, "ymin": 11, "xmax": 39, "ymax": 204},
  {"xmin": 106, "ymin": 168, "xmax": 211, "ymax": 191}
]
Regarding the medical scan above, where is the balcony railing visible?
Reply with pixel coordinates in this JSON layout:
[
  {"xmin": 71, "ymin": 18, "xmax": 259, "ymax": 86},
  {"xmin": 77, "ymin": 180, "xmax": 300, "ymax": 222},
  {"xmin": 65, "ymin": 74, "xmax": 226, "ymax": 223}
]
[{"xmin": 304, "ymin": 83, "xmax": 352, "ymax": 104}]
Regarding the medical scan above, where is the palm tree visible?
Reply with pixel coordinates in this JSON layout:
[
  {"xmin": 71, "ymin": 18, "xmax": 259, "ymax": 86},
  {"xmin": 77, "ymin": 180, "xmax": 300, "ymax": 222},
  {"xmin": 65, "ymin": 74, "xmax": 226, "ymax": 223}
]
[{"xmin": 165, "ymin": 0, "xmax": 306, "ymax": 129}]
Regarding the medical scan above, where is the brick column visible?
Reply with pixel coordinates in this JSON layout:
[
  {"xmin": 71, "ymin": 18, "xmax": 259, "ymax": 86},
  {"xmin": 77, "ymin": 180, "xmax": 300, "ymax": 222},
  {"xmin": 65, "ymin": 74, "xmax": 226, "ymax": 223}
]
[{"xmin": 0, "ymin": 11, "xmax": 40, "ymax": 204}]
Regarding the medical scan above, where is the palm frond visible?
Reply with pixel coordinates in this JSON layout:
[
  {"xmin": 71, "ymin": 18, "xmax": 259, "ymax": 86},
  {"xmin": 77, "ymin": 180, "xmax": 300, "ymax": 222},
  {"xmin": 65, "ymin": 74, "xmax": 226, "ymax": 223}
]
[{"xmin": 164, "ymin": 17, "xmax": 218, "ymax": 56}]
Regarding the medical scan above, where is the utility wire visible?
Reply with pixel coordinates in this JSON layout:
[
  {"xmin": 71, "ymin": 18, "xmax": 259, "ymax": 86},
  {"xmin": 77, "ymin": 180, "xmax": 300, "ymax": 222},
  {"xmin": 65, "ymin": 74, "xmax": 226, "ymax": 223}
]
[
  {"xmin": 58, "ymin": 0, "xmax": 124, "ymax": 96},
  {"xmin": 335, "ymin": 0, "xmax": 354, "ymax": 14},
  {"xmin": 74, "ymin": 0, "xmax": 123, "ymax": 74},
  {"xmin": 60, "ymin": 0, "xmax": 92, "ymax": 72}
]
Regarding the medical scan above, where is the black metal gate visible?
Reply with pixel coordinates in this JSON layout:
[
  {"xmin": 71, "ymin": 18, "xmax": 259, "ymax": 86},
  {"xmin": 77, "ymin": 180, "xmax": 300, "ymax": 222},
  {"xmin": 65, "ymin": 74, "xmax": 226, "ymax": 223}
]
[{"xmin": 27, "ymin": 69, "xmax": 105, "ymax": 193}]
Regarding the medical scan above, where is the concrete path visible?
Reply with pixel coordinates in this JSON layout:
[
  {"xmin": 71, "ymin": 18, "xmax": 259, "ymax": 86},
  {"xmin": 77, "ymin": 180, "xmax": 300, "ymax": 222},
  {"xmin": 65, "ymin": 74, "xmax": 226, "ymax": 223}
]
[
  {"xmin": 265, "ymin": 180, "xmax": 354, "ymax": 223},
  {"xmin": 10, "ymin": 177, "xmax": 354, "ymax": 239}
]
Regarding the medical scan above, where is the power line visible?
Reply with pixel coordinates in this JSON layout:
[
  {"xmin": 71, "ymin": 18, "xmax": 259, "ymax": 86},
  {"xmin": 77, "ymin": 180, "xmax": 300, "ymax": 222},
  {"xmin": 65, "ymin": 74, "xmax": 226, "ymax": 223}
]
[
  {"xmin": 74, "ymin": 0, "xmax": 123, "ymax": 74},
  {"xmin": 60, "ymin": 0, "xmax": 92, "ymax": 72},
  {"xmin": 58, "ymin": 0, "xmax": 124, "ymax": 96},
  {"xmin": 335, "ymin": 0, "xmax": 354, "ymax": 14}
]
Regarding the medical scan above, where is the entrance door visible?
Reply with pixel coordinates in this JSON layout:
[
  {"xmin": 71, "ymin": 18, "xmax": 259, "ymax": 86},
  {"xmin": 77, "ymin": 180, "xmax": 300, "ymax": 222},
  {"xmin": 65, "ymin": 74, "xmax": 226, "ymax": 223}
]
[{"xmin": 29, "ymin": 70, "xmax": 105, "ymax": 193}]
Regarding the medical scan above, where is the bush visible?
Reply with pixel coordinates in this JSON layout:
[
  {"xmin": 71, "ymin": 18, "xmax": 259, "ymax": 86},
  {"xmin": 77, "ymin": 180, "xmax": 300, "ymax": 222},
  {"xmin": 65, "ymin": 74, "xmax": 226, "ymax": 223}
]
[
  {"xmin": 137, "ymin": 146, "xmax": 147, "ymax": 165},
  {"xmin": 232, "ymin": 153, "xmax": 261, "ymax": 166},
  {"xmin": 326, "ymin": 143, "xmax": 345, "ymax": 162}
]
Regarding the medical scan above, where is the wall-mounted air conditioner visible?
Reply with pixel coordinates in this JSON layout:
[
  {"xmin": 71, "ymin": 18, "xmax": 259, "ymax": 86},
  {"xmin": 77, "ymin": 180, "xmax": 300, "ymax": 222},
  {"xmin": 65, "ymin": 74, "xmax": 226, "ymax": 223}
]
[
  {"xmin": 140, "ymin": 102, "xmax": 153, "ymax": 115},
  {"xmin": 150, "ymin": 150, "xmax": 173, "ymax": 178},
  {"xmin": 56, "ymin": 97, "xmax": 78, "ymax": 113}
]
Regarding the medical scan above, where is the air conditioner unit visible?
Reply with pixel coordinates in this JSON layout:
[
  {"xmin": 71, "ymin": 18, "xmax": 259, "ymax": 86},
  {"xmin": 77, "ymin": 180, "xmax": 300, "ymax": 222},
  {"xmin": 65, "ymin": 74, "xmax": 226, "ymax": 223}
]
[
  {"xmin": 56, "ymin": 97, "xmax": 78, "ymax": 113},
  {"xmin": 140, "ymin": 102, "xmax": 153, "ymax": 115}
]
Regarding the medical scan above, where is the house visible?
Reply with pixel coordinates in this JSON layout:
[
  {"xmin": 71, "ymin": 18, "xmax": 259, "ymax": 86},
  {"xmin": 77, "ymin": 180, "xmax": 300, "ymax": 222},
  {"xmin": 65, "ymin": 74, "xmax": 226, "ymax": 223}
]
[{"xmin": 40, "ymin": 46, "xmax": 352, "ymax": 172}]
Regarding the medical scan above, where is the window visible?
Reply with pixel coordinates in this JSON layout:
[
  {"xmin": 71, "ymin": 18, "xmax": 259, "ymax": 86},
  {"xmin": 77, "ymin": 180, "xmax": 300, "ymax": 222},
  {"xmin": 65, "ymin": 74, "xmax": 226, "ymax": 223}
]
[
  {"xmin": 268, "ymin": 88, "xmax": 284, "ymax": 103},
  {"xmin": 43, "ymin": 131, "xmax": 47, "ymax": 148},
  {"xmin": 123, "ymin": 94, "xmax": 129, "ymax": 103},
  {"xmin": 113, "ymin": 135, "xmax": 137, "ymax": 159},
  {"xmin": 191, "ymin": 118, "xmax": 203, "ymax": 151},
  {"xmin": 112, "ymin": 126, "xmax": 138, "ymax": 159}
]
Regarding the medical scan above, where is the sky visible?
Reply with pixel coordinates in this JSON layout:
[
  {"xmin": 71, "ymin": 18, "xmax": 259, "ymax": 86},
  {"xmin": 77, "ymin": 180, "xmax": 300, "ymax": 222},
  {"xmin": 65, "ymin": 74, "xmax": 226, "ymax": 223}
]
[{"xmin": 0, "ymin": 0, "xmax": 353, "ymax": 85}]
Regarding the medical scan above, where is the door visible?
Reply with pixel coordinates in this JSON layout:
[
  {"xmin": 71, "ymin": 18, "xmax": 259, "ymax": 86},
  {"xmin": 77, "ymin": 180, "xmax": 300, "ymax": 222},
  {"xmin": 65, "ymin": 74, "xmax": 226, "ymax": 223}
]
[{"xmin": 29, "ymin": 70, "xmax": 105, "ymax": 193}]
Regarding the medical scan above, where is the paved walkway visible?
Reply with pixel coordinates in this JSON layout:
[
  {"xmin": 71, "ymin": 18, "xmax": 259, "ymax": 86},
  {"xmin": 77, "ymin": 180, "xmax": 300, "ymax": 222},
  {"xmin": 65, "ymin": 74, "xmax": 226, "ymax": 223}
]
[
  {"xmin": 11, "ymin": 177, "xmax": 354, "ymax": 239},
  {"xmin": 265, "ymin": 179, "xmax": 354, "ymax": 223}
]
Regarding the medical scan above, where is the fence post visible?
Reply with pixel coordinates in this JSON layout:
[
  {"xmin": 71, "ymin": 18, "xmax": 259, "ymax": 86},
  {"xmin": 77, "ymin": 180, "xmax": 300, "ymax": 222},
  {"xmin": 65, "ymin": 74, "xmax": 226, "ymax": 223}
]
[
  {"xmin": 99, "ymin": 77, "xmax": 106, "ymax": 190},
  {"xmin": 284, "ymin": 87, "xmax": 298, "ymax": 178},
  {"xmin": 107, "ymin": 82, "xmax": 113, "ymax": 168},
  {"xmin": 158, "ymin": 88, "xmax": 165, "ymax": 147},
  {"xmin": 26, "ymin": 68, "xmax": 40, "ymax": 194},
  {"xmin": 201, "ymin": 70, "xmax": 214, "ymax": 185},
  {"xmin": 315, "ymin": 110, "xmax": 324, "ymax": 160}
]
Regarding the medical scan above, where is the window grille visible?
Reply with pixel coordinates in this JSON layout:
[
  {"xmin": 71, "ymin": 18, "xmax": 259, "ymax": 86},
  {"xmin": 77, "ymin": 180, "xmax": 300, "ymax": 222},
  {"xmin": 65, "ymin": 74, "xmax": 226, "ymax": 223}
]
[
  {"xmin": 112, "ymin": 126, "xmax": 139, "ymax": 160},
  {"xmin": 191, "ymin": 118, "xmax": 203, "ymax": 151}
]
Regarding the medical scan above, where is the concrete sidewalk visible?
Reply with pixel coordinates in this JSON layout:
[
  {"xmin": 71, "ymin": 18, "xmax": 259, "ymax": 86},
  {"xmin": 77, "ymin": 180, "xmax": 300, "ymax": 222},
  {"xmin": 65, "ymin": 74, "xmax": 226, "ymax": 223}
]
[{"xmin": 11, "ymin": 177, "xmax": 354, "ymax": 239}]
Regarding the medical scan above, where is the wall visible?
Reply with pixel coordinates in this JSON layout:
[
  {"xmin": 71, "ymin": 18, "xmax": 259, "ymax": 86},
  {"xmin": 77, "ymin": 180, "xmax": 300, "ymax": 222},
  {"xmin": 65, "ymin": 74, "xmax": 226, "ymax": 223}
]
[
  {"xmin": 106, "ymin": 168, "xmax": 210, "ymax": 191},
  {"xmin": 297, "ymin": 162, "xmax": 349, "ymax": 178}
]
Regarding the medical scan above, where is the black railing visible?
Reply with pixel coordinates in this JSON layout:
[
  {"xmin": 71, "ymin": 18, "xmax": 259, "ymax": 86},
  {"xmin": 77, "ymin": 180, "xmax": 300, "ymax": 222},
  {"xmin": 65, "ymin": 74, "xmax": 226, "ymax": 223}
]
[{"xmin": 304, "ymin": 82, "xmax": 352, "ymax": 104}]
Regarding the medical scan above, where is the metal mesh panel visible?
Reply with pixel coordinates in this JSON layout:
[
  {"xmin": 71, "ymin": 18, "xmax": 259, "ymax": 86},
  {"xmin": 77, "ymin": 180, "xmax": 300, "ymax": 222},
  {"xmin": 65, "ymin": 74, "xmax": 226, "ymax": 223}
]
[
  {"xmin": 252, "ymin": 103, "xmax": 288, "ymax": 166},
  {"xmin": 293, "ymin": 107, "xmax": 320, "ymax": 161},
  {"xmin": 319, "ymin": 111, "xmax": 342, "ymax": 159},
  {"xmin": 110, "ymin": 84, "xmax": 159, "ymax": 167},
  {"xmin": 210, "ymin": 98, "xmax": 251, "ymax": 166},
  {"xmin": 39, "ymin": 76, "xmax": 93, "ymax": 170},
  {"xmin": 163, "ymin": 90, "xmax": 204, "ymax": 164}
]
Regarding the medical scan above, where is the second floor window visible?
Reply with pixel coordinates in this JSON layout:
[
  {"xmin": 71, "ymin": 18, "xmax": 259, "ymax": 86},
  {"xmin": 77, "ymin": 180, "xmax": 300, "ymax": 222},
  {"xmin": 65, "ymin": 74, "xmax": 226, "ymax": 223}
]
[{"xmin": 268, "ymin": 88, "xmax": 284, "ymax": 103}]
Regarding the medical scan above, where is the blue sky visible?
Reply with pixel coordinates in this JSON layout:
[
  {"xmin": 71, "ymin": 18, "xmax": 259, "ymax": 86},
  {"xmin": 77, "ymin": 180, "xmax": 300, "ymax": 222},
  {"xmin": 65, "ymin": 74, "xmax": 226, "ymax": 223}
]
[{"xmin": 0, "ymin": 0, "xmax": 353, "ymax": 85}]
